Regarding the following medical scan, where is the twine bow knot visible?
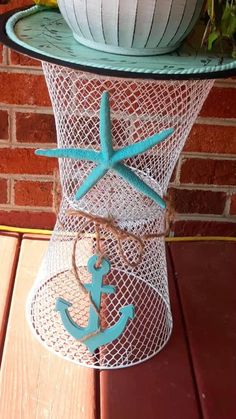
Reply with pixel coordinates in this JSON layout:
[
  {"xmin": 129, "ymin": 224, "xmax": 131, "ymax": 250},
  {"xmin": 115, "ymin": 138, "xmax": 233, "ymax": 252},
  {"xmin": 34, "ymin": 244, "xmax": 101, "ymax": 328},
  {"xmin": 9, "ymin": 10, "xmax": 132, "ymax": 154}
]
[{"xmin": 67, "ymin": 196, "xmax": 174, "ymax": 269}]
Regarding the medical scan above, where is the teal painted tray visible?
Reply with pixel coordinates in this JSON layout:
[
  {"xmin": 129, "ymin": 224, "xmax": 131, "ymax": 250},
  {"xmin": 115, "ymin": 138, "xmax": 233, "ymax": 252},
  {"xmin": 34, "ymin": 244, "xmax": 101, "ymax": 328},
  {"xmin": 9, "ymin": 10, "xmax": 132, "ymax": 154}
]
[{"xmin": 1, "ymin": 5, "xmax": 236, "ymax": 79}]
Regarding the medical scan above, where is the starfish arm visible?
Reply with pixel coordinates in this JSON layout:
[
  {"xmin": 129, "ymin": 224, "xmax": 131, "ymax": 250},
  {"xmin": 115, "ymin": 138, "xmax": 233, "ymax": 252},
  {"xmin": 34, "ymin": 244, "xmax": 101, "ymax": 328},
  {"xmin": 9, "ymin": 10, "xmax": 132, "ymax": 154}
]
[
  {"xmin": 35, "ymin": 148, "xmax": 101, "ymax": 162},
  {"xmin": 112, "ymin": 128, "xmax": 174, "ymax": 164},
  {"xmin": 114, "ymin": 163, "xmax": 166, "ymax": 209},
  {"xmin": 99, "ymin": 92, "xmax": 113, "ymax": 161},
  {"xmin": 75, "ymin": 164, "xmax": 108, "ymax": 200}
]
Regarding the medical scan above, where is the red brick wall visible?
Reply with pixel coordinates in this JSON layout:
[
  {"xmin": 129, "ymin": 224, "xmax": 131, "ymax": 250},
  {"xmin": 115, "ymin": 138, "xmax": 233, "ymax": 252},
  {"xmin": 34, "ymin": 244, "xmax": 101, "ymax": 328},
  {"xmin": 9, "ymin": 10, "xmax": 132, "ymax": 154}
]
[
  {"xmin": 0, "ymin": 1, "xmax": 236, "ymax": 235},
  {"xmin": 0, "ymin": 0, "xmax": 57, "ymax": 229},
  {"xmin": 169, "ymin": 83, "xmax": 236, "ymax": 236}
]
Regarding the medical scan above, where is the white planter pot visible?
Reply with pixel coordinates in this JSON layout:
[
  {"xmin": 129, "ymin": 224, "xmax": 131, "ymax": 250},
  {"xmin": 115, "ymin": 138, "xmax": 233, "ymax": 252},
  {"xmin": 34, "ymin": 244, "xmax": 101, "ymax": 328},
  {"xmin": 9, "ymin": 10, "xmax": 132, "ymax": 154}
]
[{"xmin": 58, "ymin": 0, "xmax": 204, "ymax": 55}]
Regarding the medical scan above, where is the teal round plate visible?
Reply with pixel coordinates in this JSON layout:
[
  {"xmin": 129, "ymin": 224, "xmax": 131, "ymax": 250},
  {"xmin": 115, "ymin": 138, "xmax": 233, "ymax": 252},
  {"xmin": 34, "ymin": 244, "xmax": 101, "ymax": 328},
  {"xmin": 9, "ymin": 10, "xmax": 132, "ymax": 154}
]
[{"xmin": 1, "ymin": 5, "xmax": 236, "ymax": 80}]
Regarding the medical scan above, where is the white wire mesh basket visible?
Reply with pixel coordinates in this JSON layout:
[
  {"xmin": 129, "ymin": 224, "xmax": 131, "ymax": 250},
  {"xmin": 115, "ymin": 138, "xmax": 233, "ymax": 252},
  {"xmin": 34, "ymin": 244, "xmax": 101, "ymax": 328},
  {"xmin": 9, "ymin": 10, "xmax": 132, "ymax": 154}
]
[{"xmin": 26, "ymin": 63, "xmax": 214, "ymax": 369}]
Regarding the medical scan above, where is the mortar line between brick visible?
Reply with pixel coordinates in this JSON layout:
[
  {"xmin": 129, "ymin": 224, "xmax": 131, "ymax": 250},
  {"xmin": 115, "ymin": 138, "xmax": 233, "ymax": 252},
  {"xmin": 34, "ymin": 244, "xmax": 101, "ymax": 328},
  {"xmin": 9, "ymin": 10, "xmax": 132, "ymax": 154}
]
[
  {"xmin": 9, "ymin": 177, "xmax": 14, "ymax": 206},
  {"xmin": 196, "ymin": 116, "xmax": 236, "ymax": 126},
  {"xmin": 214, "ymin": 80, "xmax": 236, "ymax": 88},
  {"xmin": 224, "ymin": 195, "xmax": 232, "ymax": 217},
  {"xmin": 174, "ymin": 158, "xmax": 182, "ymax": 185},
  {"xmin": 2, "ymin": 46, "xmax": 8, "ymax": 66},
  {"xmin": 180, "ymin": 152, "xmax": 236, "ymax": 161},
  {"xmin": 1, "ymin": 105, "xmax": 234, "ymax": 126},
  {"xmin": 0, "ymin": 140, "xmax": 9, "ymax": 147},
  {"xmin": 175, "ymin": 214, "xmax": 236, "ymax": 222},
  {"xmin": 0, "ymin": 104, "xmax": 53, "ymax": 113},
  {"xmin": 1, "ymin": 207, "xmax": 235, "ymax": 222},
  {"xmin": 5, "ymin": 143, "xmax": 56, "ymax": 149},
  {"xmin": 0, "ymin": 204, "xmax": 53, "ymax": 212},
  {"xmin": 1, "ymin": 206, "xmax": 235, "ymax": 221},
  {"xmin": 0, "ymin": 66, "xmax": 43, "ymax": 75},
  {"xmin": 1, "ymin": 106, "xmax": 236, "ymax": 126},
  {"xmin": 8, "ymin": 107, "xmax": 14, "ymax": 146},
  {"xmin": 0, "ymin": 174, "xmax": 54, "ymax": 181},
  {"xmin": 0, "ymin": 174, "xmax": 234, "ymax": 192},
  {"xmin": 7, "ymin": 177, "xmax": 11, "ymax": 206},
  {"xmin": 169, "ymin": 183, "xmax": 236, "ymax": 193},
  {"xmin": 7, "ymin": 142, "xmax": 234, "ymax": 158}
]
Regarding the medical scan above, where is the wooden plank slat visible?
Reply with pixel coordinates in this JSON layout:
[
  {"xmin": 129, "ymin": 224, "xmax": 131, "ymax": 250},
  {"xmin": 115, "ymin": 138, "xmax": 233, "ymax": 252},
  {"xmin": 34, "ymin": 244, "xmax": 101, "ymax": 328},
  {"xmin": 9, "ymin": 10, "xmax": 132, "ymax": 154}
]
[
  {"xmin": 0, "ymin": 238, "xmax": 97, "ymax": 419},
  {"xmin": 100, "ymin": 248, "xmax": 201, "ymax": 419},
  {"xmin": 170, "ymin": 242, "xmax": 236, "ymax": 419},
  {"xmin": 0, "ymin": 232, "xmax": 20, "ymax": 357}
]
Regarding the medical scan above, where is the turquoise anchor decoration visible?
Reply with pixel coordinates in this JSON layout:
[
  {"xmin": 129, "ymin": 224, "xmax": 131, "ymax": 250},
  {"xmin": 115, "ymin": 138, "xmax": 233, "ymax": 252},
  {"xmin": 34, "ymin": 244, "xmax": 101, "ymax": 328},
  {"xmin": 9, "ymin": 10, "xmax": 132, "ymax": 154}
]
[
  {"xmin": 56, "ymin": 255, "xmax": 135, "ymax": 353},
  {"xmin": 36, "ymin": 91, "xmax": 174, "ymax": 209}
]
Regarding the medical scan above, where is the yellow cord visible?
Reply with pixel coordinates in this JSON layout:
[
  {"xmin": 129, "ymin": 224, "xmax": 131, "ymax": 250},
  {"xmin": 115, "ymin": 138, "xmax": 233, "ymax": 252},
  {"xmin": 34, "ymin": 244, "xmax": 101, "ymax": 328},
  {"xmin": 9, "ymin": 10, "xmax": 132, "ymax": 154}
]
[
  {"xmin": 0, "ymin": 225, "xmax": 236, "ymax": 242},
  {"xmin": 0, "ymin": 225, "xmax": 52, "ymax": 235},
  {"xmin": 165, "ymin": 236, "xmax": 236, "ymax": 242}
]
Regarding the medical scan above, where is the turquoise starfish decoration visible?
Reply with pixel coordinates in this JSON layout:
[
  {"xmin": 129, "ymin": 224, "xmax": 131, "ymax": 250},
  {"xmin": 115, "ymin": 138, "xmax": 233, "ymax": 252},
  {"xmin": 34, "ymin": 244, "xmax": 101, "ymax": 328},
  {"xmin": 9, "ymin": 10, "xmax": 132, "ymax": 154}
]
[{"xmin": 36, "ymin": 92, "xmax": 173, "ymax": 209}]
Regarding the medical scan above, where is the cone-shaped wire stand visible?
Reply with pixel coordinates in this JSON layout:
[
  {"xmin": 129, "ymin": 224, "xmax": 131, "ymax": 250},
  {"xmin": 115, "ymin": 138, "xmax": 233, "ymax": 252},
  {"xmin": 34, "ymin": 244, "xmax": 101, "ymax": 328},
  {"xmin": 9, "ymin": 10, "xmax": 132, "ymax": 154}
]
[{"xmin": 26, "ymin": 63, "xmax": 214, "ymax": 369}]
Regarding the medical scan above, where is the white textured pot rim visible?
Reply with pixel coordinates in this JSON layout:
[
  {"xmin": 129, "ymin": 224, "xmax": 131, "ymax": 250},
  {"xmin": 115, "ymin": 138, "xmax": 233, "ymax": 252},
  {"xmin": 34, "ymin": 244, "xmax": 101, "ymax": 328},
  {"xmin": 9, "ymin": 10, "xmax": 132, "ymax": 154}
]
[
  {"xmin": 73, "ymin": 33, "xmax": 181, "ymax": 56},
  {"xmin": 2, "ymin": 6, "xmax": 236, "ymax": 80}
]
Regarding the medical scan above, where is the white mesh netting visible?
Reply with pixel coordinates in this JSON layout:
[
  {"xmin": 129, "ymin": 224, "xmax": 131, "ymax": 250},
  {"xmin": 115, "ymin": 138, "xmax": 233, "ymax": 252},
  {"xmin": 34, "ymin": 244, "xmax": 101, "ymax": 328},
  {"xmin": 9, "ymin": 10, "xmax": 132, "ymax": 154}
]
[{"xmin": 26, "ymin": 63, "xmax": 214, "ymax": 369}]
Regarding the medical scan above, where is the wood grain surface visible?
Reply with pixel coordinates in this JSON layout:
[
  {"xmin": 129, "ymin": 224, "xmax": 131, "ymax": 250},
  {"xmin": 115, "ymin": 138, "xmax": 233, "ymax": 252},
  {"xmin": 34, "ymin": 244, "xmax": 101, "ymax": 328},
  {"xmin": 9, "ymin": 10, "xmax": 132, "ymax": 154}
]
[
  {"xmin": 1, "ymin": 236, "xmax": 235, "ymax": 419},
  {"xmin": 99, "ymin": 249, "xmax": 201, "ymax": 419},
  {"xmin": 170, "ymin": 242, "xmax": 236, "ymax": 419},
  {"xmin": 0, "ymin": 232, "xmax": 20, "ymax": 358},
  {"xmin": 0, "ymin": 237, "xmax": 96, "ymax": 419}
]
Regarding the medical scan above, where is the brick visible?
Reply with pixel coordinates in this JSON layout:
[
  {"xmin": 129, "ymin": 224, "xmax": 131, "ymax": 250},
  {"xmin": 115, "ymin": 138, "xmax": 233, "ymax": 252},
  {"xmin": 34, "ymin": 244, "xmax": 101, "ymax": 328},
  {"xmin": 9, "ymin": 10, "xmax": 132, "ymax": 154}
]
[
  {"xmin": 169, "ymin": 188, "xmax": 226, "ymax": 215},
  {"xmin": 0, "ymin": 148, "xmax": 57, "ymax": 175},
  {"xmin": 172, "ymin": 220, "xmax": 236, "ymax": 237},
  {"xmin": 0, "ymin": 110, "xmax": 9, "ymax": 140},
  {"xmin": 0, "ymin": 73, "xmax": 50, "ymax": 106},
  {"xmin": 230, "ymin": 195, "xmax": 236, "ymax": 215},
  {"xmin": 0, "ymin": 210, "xmax": 56, "ymax": 229},
  {"xmin": 0, "ymin": 45, "xmax": 3, "ymax": 64},
  {"xmin": 10, "ymin": 51, "xmax": 41, "ymax": 67},
  {"xmin": 185, "ymin": 124, "xmax": 236, "ymax": 155},
  {"xmin": 180, "ymin": 158, "xmax": 236, "ymax": 186},
  {"xmin": 14, "ymin": 180, "xmax": 53, "ymax": 207},
  {"xmin": 16, "ymin": 113, "xmax": 56, "ymax": 143},
  {"xmin": 0, "ymin": 179, "xmax": 8, "ymax": 204},
  {"xmin": 200, "ymin": 87, "xmax": 236, "ymax": 119},
  {"xmin": 0, "ymin": 0, "xmax": 32, "ymax": 14}
]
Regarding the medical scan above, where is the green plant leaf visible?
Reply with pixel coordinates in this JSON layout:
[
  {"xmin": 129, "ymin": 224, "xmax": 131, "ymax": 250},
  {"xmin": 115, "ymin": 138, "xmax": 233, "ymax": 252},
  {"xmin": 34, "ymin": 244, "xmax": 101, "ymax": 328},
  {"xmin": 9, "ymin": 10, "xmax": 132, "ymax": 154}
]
[
  {"xmin": 205, "ymin": 0, "xmax": 236, "ymax": 56},
  {"xmin": 221, "ymin": 5, "xmax": 236, "ymax": 37},
  {"xmin": 207, "ymin": 0, "xmax": 215, "ymax": 21},
  {"xmin": 208, "ymin": 30, "xmax": 220, "ymax": 49}
]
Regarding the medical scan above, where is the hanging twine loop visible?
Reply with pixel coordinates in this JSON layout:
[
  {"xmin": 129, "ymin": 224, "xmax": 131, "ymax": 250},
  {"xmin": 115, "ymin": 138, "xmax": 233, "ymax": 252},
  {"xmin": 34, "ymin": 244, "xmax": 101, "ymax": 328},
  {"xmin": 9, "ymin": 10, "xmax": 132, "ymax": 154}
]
[
  {"xmin": 56, "ymin": 191, "xmax": 174, "ymax": 343},
  {"xmin": 67, "ymin": 195, "xmax": 175, "ymax": 269},
  {"xmin": 52, "ymin": 169, "xmax": 175, "ymax": 269},
  {"xmin": 69, "ymin": 221, "xmax": 102, "ymax": 342}
]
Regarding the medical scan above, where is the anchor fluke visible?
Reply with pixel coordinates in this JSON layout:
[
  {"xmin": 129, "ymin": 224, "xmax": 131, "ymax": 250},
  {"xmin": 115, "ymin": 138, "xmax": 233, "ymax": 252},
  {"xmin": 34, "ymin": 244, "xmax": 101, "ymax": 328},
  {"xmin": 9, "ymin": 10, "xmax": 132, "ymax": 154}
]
[
  {"xmin": 84, "ymin": 304, "xmax": 135, "ymax": 353},
  {"xmin": 55, "ymin": 296, "xmax": 97, "ymax": 340},
  {"xmin": 56, "ymin": 297, "xmax": 72, "ymax": 311},
  {"xmin": 119, "ymin": 305, "xmax": 135, "ymax": 320}
]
